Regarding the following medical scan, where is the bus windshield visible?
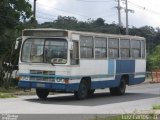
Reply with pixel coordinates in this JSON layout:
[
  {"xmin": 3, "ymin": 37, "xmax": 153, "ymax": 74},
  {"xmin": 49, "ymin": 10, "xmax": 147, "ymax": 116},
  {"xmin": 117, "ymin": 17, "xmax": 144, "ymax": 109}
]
[{"xmin": 22, "ymin": 38, "xmax": 67, "ymax": 64}]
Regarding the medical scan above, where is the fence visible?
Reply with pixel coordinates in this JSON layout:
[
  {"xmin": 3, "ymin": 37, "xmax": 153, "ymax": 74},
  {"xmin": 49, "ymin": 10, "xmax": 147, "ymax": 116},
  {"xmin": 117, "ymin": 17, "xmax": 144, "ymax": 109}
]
[{"xmin": 150, "ymin": 70, "xmax": 160, "ymax": 83}]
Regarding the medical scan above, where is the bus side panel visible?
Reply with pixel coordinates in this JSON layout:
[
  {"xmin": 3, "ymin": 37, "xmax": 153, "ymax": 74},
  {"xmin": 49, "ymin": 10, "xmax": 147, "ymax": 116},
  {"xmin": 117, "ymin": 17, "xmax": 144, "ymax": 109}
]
[
  {"xmin": 91, "ymin": 60, "xmax": 118, "ymax": 89},
  {"xmin": 129, "ymin": 59, "xmax": 146, "ymax": 85},
  {"xmin": 116, "ymin": 60, "xmax": 135, "ymax": 74},
  {"xmin": 91, "ymin": 80, "xmax": 118, "ymax": 89},
  {"xmin": 115, "ymin": 60, "xmax": 135, "ymax": 86}
]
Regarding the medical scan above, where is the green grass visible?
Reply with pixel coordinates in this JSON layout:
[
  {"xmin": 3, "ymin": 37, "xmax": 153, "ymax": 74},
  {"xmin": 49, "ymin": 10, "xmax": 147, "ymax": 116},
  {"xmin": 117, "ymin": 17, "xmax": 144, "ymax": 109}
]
[
  {"xmin": 0, "ymin": 87, "xmax": 36, "ymax": 98},
  {"xmin": 0, "ymin": 87, "xmax": 19, "ymax": 93},
  {"xmin": 0, "ymin": 92, "xmax": 17, "ymax": 98},
  {"xmin": 0, "ymin": 87, "xmax": 19, "ymax": 98},
  {"xmin": 153, "ymin": 104, "xmax": 160, "ymax": 110}
]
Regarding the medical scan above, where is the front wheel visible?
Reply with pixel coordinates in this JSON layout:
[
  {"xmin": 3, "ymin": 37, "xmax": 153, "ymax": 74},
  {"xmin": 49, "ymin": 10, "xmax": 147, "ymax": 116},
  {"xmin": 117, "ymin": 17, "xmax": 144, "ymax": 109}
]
[
  {"xmin": 88, "ymin": 89, "xmax": 95, "ymax": 96},
  {"xmin": 74, "ymin": 81, "xmax": 88, "ymax": 100},
  {"xmin": 109, "ymin": 78, "xmax": 126, "ymax": 96},
  {"xmin": 36, "ymin": 88, "xmax": 49, "ymax": 99}
]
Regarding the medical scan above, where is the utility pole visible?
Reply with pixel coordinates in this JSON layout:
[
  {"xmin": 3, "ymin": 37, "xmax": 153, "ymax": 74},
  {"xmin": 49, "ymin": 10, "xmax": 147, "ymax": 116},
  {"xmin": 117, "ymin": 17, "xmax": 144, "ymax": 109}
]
[
  {"xmin": 115, "ymin": 0, "xmax": 122, "ymax": 27},
  {"xmin": 125, "ymin": 0, "xmax": 129, "ymax": 35},
  {"xmin": 33, "ymin": 0, "xmax": 37, "ymax": 20},
  {"xmin": 123, "ymin": 0, "xmax": 134, "ymax": 35}
]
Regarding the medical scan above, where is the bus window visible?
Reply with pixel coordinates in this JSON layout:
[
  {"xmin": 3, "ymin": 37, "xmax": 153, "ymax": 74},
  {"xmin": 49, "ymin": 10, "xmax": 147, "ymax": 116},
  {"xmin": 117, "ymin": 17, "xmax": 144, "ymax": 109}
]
[
  {"xmin": 44, "ymin": 39, "xmax": 67, "ymax": 64},
  {"xmin": 131, "ymin": 40, "xmax": 141, "ymax": 59},
  {"xmin": 141, "ymin": 40, "xmax": 145, "ymax": 58},
  {"xmin": 95, "ymin": 37, "xmax": 107, "ymax": 59},
  {"xmin": 71, "ymin": 41, "xmax": 79, "ymax": 65},
  {"xmin": 80, "ymin": 36, "xmax": 94, "ymax": 58},
  {"xmin": 108, "ymin": 38, "xmax": 119, "ymax": 59},
  {"xmin": 120, "ymin": 39, "xmax": 130, "ymax": 59},
  {"xmin": 22, "ymin": 39, "xmax": 44, "ymax": 62},
  {"xmin": 22, "ymin": 38, "xmax": 68, "ymax": 63}
]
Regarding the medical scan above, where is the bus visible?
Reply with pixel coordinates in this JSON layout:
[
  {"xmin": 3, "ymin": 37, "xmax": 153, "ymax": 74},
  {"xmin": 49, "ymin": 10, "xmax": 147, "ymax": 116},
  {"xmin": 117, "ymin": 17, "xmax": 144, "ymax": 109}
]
[{"xmin": 17, "ymin": 28, "xmax": 146, "ymax": 100}]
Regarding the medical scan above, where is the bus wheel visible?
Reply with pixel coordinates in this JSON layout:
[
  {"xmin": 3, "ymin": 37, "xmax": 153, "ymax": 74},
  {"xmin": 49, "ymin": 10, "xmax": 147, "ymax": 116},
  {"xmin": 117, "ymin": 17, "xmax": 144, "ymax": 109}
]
[
  {"xmin": 88, "ymin": 89, "xmax": 95, "ymax": 96},
  {"xmin": 36, "ymin": 88, "xmax": 49, "ymax": 99},
  {"xmin": 74, "ymin": 81, "xmax": 88, "ymax": 100},
  {"xmin": 109, "ymin": 78, "xmax": 126, "ymax": 96}
]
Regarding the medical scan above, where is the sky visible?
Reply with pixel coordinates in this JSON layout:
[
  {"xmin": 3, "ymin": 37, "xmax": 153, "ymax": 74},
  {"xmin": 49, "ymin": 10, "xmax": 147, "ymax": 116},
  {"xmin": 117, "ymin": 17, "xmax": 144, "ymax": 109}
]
[{"xmin": 29, "ymin": 0, "xmax": 160, "ymax": 28}]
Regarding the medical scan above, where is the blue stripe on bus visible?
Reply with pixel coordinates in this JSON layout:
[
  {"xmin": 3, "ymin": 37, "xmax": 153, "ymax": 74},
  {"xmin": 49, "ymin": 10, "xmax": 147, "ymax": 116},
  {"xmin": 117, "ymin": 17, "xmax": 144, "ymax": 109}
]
[
  {"xmin": 18, "ymin": 73, "xmax": 115, "ymax": 80},
  {"xmin": 18, "ymin": 77, "xmax": 145, "ymax": 92},
  {"xmin": 18, "ymin": 72, "xmax": 146, "ymax": 84},
  {"xmin": 18, "ymin": 80, "xmax": 79, "ymax": 91},
  {"xmin": 116, "ymin": 60, "xmax": 135, "ymax": 74},
  {"xmin": 108, "ymin": 60, "xmax": 115, "ymax": 75}
]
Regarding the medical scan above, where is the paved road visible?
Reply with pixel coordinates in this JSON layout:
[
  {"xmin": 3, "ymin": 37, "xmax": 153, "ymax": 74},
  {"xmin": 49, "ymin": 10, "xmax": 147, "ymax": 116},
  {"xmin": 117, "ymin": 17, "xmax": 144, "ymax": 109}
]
[{"xmin": 0, "ymin": 83, "xmax": 160, "ymax": 116}]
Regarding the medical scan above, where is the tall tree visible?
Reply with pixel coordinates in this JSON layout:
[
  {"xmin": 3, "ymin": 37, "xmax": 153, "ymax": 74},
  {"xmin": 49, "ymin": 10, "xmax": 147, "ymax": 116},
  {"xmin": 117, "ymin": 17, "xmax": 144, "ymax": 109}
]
[{"xmin": 0, "ymin": 0, "xmax": 32, "ymax": 35}]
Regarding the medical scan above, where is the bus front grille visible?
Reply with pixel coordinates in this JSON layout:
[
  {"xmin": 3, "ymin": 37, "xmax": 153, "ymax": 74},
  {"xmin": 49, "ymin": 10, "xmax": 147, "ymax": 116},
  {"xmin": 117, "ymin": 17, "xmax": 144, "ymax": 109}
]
[{"xmin": 30, "ymin": 70, "xmax": 55, "ymax": 82}]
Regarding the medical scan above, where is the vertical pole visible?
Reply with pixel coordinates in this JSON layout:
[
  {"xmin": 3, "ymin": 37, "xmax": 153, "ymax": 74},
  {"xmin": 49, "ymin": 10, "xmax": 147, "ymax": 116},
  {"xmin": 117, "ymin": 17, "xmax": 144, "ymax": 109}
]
[
  {"xmin": 125, "ymin": 0, "xmax": 129, "ymax": 35},
  {"xmin": 33, "ymin": 0, "xmax": 37, "ymax": 20},
  {"xmin": 117, "ymin": 0, "xmax": 122, "ymax": 27}
]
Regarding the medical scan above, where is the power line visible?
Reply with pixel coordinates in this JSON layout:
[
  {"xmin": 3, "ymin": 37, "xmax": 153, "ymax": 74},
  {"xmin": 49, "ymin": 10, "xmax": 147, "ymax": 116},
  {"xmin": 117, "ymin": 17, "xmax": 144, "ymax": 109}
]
[
  {"xmin": 37, "ymin": 3, "xmax": 92, "ymax": 18},
  {"xmin": 37, "ymin": 11, "xmax": 58, "ymax": 18},
  {"xmin": 37, "ymin": 2, "xmax": 118, "ymax": 21},
  {"xmin": 37, "ymin": 16, "xmax": 54, "ymax": 21},
  {"xmin": 128, "ymin": 1, "xmax": 160, "ymax": 16},
  {"xmin": 36, "ymin": 1, "xmax": 119, "ymax": 23},
  {"xmin": 76, "ymin": 0, "xmax": 112, "ymax": 2}
]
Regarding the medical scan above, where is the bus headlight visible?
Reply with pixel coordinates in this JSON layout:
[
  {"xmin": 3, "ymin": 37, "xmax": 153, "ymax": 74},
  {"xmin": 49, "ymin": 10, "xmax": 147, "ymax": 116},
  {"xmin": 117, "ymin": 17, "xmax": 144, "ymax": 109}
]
[
  {"xmin": 20, "ymin": 76, "xmax": 30, "ymax": 81},
  {"xmin": 55, "ymin": 78, "xmax": 64, "ymax": 83},
  {"xmin": 55, "ymin": 78, "xmax": 69, "ymax": 84}
]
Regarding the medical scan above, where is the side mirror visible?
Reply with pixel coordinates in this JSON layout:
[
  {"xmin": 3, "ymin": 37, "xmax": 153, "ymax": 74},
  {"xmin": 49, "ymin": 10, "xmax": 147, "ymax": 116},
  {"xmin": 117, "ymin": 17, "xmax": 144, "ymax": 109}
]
[
  {"xmin": 15, "ymin": 37, "xmax": 21, "ymax": 50},
  {"xmin": 51, "ymin": 58, "xmax": 55, "ymax": 66}
]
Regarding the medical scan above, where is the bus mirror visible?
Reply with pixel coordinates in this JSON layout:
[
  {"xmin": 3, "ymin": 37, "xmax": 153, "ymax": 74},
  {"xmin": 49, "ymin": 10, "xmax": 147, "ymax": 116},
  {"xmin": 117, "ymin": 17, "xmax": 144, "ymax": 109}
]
[
  {"xmin": 69, "ymin": 42, "xmax": 73, "ymax": 50},
  {"xmin": 15, "ymin": 37, "xmax": 21, "ymax": 50},
  {"xmin": 51, "ymin": 59, "xmax": 55, "ymax": 66},
  {"xmin": 15, "ymin": 41, "xmax": 19, "ymax": 50}
]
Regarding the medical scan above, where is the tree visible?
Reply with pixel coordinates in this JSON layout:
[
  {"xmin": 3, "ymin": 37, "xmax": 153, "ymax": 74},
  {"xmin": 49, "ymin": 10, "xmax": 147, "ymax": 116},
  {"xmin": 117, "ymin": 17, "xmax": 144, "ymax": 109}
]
[
  {"xmin": 147, "ymin": 45, "xmax": 160, "ymax": 70},
  {"xmin": 93, "ymin": 18, "xmax": 105, "ymax": 26},
  {"xmin": 0, "ymin": 0, "xmax": 32, "ymax": 35},
  {"xmin": 0, "ymin": 0, "xmax": 32, "ymax": 88}
]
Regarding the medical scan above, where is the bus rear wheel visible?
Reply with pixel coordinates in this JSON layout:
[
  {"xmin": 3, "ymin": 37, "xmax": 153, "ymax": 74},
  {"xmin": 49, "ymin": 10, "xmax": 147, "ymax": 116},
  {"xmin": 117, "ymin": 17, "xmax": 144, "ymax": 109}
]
[
  {"xmin": 36, "ymin": 88, "xmax": 49, "ymax": 99},
  {"xmin": 109, "ymin": 78, "xmax": 126, "ymax": 96},
  {"xmin": 74, "ymin": 81, "xmax": 88, "ymax": 100}
]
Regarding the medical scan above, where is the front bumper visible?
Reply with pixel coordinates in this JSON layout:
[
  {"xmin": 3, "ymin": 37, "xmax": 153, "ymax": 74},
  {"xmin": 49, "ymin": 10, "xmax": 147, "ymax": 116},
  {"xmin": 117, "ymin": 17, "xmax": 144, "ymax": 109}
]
[{"xmin": 18, "ymin": 80, "xmax": 79, "ymax": 92}]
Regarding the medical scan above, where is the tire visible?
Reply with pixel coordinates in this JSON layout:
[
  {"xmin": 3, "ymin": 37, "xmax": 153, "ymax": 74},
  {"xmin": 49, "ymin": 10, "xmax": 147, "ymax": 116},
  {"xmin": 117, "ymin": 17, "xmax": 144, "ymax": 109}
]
[
  {"xmin": 109, "ymin": 78, "xmax": 126, "ymax": 96},
  {"xmin": 36, "ymin": 88, "xmax": 49, "ymax": 99},
  {"xmin": 74, "ymin": 81, "xmax": 88, "ymax": 100},
  {"xmin": 88, "ymin": 89, "xmax": 95, "ymax": 96}
]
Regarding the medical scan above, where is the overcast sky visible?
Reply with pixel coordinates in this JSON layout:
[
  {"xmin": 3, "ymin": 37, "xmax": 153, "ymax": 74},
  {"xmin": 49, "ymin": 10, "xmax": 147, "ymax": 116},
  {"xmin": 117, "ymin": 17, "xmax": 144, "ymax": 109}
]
[{"xmin": 29, "ymin": 0, "xmax": 160, "ymax": 28}]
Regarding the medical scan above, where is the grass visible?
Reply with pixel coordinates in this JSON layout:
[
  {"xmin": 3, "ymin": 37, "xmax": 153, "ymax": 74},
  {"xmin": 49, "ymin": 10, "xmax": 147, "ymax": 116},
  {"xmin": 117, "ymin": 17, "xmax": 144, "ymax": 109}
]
[
  {"xmin": 0, "ymin": 87, "xmax": 19, "ymax": 93},
  {"xmin": 153, "ymin": 104, "xmax": 160, "ymax": 110},
  {"xmin": 0, "ymin": 92, "xmax": 17, "ymax": 98},
  {"xmin": 0, "ymin": 87, "xmax": 35, "ymax": 98},
  {"xmin": 0, "ymin": 87, "xmax": 18, "ymax": 98}
]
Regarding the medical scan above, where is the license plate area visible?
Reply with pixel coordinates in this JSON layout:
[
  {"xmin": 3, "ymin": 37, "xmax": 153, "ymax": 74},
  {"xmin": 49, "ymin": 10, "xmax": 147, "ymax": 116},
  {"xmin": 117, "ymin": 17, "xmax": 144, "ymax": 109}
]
[{"xmin": 36, "ymin": 83, "xmax": 45, "ymax": 88}]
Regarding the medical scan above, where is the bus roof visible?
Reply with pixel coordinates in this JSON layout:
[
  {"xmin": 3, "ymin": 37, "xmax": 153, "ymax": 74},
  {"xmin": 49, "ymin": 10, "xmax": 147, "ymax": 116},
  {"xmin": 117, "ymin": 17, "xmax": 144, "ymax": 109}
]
[{"xmin": 22, "ymin": 28, "xmax": 145, "ymax": 40}]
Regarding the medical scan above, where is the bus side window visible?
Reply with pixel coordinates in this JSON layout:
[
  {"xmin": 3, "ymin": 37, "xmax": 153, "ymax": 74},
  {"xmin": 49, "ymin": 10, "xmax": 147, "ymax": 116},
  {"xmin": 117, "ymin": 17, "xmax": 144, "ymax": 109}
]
[
  {"xmin": 131, "ymin": 40, "xmax": 141, "ymax": 59},
  {"xmin": 80, "ymin": 36, "xmax": 94, "ymax": 58},
  {"xmin": 108, "ymin": 38, "xmax": 119, "ymax": 59},
  {"xmin": 70, "ymin": 41, "xmax": 79, "ymax": 65},
  {"xmin": 141, "ymin": 40, "xmax": 145, "ymax": 58},
  {"xmin": 120, "ymin": 39, "xmax": 130, "ymax": 59},
  {"xmin": 95, "ymin": 37, "xmax": 107, "ymax": 59}
]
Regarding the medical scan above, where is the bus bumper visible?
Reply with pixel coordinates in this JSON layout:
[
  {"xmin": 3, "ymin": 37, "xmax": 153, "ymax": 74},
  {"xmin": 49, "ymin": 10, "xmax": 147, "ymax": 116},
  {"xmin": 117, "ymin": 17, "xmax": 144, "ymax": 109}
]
[{"xmin": 18, "ymin": 80, "xmax": 79, "ymax": 92}]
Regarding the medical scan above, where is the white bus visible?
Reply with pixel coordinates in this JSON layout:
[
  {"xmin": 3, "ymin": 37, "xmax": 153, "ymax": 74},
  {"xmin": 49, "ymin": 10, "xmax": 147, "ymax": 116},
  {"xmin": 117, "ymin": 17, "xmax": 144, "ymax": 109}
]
[{"xmin": 17, "ymin": 28, "xmax": 146, "ymax": 99}]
